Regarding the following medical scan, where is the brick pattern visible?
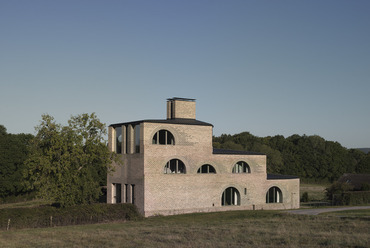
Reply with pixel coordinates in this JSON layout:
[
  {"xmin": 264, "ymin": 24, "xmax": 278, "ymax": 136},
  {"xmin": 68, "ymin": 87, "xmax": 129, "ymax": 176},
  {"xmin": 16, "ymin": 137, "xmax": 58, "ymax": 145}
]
[{"xmin": 107, "ymin": 100, "xmax": 300, "ymax": 217}]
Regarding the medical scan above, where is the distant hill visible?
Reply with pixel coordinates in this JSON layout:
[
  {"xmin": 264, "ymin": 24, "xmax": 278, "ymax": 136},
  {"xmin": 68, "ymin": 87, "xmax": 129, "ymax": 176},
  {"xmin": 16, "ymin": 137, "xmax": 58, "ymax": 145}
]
[{"xmin": 357, "ymin": 148, "xmax": 370, "ymax": 154}]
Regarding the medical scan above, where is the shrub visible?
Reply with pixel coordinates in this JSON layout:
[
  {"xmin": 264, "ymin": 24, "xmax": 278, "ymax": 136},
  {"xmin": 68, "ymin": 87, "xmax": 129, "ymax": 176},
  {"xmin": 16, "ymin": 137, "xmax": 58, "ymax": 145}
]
[
  {"xmin": 333, "ymin": 191, "xmax": 370, "ymax": 205},
  {"xmin": 301, "ymin": 192, "xmax": 309, "ymax": 202},
  {"xmin": 326, "ymin": 182, "xmax": 353, "ymax": 201}
]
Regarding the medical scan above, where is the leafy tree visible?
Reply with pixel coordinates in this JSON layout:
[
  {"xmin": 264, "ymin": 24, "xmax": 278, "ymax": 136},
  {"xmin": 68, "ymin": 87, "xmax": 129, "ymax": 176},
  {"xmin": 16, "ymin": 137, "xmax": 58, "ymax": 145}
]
[
  {"xmin": 0, "ymin": 125, "xmax": 33, "ymax": 198},
  {"xmin": 23, "ymin": 113, "xmax": 117, "ymax": 207},
  {"xmin": 213, "ymin": 131, "xmax": 369, "ymax": 182}
]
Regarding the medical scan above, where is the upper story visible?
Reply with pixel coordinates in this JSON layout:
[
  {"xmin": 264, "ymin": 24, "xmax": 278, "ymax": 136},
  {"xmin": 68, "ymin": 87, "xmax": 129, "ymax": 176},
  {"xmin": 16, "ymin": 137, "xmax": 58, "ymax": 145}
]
[
  {"xmin": 108, "ymin": 98, "xmax": 215, "ymax": 156},
  {"xmin": 108, "ymin": 98, "xmax": 267, "ymax": 176}
]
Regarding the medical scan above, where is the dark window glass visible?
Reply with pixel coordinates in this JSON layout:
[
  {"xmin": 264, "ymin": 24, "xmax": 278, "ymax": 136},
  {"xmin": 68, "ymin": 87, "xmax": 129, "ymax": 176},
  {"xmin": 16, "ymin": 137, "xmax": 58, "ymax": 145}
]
[
  {"xmin": 116, "ymin": 127, "xmax": 122, "ymax": 154},
  {"xmin": 197, "ymin": 164, "xmax": 216, "ymax": 174},
  {"xmin": 164, "ymin": 159, "xmax": 186, "ymax": 174},
  {"xmin": 232, "ymin": 161, "xmax": 250, "ymax": 173},
  {"xmin": 221, "ymin": 187, "xmax": 240, "ymax": 206}
]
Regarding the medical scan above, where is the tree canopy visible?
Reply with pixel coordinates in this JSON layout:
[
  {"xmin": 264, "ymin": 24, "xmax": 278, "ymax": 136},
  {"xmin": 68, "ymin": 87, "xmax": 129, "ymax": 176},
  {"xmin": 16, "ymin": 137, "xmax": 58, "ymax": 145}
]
[
  {"xmin": 23, "ymin": 113, "xmax": 116, "ymax": 207},
  {"xmin": 213, "ymin": 132, "xmax": 370, "ymax": 182},
  {"xmin": 0, "ymin": 125, "xmax": 33, "ymax": 198}
]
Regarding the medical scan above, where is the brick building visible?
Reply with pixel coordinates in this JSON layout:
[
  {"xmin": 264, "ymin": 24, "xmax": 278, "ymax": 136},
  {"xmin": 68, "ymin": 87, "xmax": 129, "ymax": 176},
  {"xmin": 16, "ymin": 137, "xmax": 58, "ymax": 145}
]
[{"xmin": 107, "ymin": 98, "xmax": 299, "ymax": 216}]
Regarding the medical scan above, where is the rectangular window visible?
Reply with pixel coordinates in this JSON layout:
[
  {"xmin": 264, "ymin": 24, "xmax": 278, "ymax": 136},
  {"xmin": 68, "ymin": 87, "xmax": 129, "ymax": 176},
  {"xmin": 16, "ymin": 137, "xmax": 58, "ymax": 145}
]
[
  {"xmin": 134, "ymin": 125, "xmax": 140, "ymax": 153},
  {"xmin": 112, "ymin": 183, "xmax": 121, "ymax": 203},
  {"xmin": 115, "ymin": 127, "xmax": 122, "ymax": 154},
  {"xmin": 131, "ymin": 184, "xmax": 135, "ymax": 204},
  {"xmin": 125, "ymin": 184, "xmax": 129, "ymax": 203}
]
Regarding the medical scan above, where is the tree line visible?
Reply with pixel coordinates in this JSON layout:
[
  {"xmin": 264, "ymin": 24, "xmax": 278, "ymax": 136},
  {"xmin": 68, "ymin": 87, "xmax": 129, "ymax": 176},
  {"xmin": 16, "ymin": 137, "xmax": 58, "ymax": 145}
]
[
  {"xmin": 0, "ymin": 125, "xmax": 33, "ymax": 199},
  {"xmin": 1, "ymin": 117, "xmax": 369, "ymax": 204},
  {"xmin": 213, "ymin": 132, "xmax": 370, "ymax": 182}
]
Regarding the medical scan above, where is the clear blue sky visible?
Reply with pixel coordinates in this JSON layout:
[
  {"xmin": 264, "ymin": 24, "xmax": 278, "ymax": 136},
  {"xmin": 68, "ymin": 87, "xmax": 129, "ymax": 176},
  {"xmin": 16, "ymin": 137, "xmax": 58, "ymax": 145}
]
[{"xmin": 1, "ymin": 0, "xmax": 369, "ymax": 148}]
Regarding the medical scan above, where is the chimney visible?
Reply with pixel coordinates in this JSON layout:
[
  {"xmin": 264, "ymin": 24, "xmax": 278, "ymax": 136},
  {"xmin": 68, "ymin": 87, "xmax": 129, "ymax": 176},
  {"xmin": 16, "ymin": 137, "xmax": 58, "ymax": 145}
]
[{"xmin": 167, "ymin": 97, "xmax": 196, "ymax": 120}]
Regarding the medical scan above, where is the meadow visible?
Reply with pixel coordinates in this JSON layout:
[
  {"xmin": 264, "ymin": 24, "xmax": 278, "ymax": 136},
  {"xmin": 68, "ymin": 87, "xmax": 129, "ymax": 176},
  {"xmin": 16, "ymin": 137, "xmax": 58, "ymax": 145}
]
[
  {"xmin": 0, "ymin": 209, "xmax": 369, "ymax": 248},
  {"xmin": 1, "ymin": 182, "xmax": 368, "ymax": 247}
]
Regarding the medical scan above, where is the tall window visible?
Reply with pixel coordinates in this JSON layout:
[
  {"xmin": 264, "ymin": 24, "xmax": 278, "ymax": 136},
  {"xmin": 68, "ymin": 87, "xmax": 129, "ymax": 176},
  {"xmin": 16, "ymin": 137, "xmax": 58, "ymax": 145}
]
[
  {"xmin": 153, "ymin": 130, "xmax": 175, "ymax": 145},
  {"xmin": 112, "ymin": 183, "xmax": 121, "ymax": 203},
  {"xmin": 232, "ymin": 161, "xmax": 250, "ymax": 173},
  {"xmin": 125, "ymin": 184, "xmax": 129, "ymax": 203},
  {"xmin": 164, "ymin": 159, "xmax": 186, "ymax": 174},
  {"xmin": 221, "ymin": 187, "xmax": 240, "ymax": 206},
  {"xmin": 197, "ymin": 164, "xmax": 216, "ymax": 174},
  {"xmin": 266, "ymin": 187, "xmax": 283, "ymax": 203},
  {"xmin": 134, "ymin": 125, "xmax": 140, "ymax": 153},
  {"xmin": 131, "ymin": 184, "xmax": 135, "ymax": 204},
  {"xmin": 115, "ymin": 127, "xmax": 122, "ymax": 154}
]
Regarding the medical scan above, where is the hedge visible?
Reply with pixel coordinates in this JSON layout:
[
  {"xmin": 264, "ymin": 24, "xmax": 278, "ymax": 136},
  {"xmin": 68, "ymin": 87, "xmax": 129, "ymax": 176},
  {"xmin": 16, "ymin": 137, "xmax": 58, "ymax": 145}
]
[
  {"xmin": 0, "ymin": 203, "xmax": 142, "ymax": 230},
  {"xmin": 332, "ymin": 191, "xmax": 370, "ymax": 206}
]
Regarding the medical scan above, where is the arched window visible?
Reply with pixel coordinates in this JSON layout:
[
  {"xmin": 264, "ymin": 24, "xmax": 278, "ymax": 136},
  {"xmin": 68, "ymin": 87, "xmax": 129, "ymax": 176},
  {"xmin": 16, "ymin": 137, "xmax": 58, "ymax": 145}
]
[
  {"xmin": 164, "ymin": 159, "xmax": 186, "ymax": 174},
  {"xmin": 152, "ymin": 130, "xmax": 175, "ymax": 145},
  {"xmin": 266, "ymin": 186, "xmax": 283, "ymax": 203},
  {"xmin": 197, "ymin": 164, "xmax": 216, "ymax": 174},
  {"xmin": 232, "ymin": 161, "xmax": 250, "ymax": 173},
  {"xmin": 221, "ymin": 187, "xmax": 240, "ymax": 206}
]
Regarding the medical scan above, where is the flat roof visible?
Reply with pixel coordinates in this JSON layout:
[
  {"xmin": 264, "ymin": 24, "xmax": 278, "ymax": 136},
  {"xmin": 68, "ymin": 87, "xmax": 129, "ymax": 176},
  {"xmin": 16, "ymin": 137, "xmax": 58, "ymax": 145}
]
[
  {"xmin": 267, "ymin": 174, "xmax": 299, "ymax": 180},
  {"xmin": 167, "ymin": 97, "xmax": 196, "ymax": 102},
  {"xmin": 213, "ymin": 148, "xmax": 265, "ymax": 155},
  {"xmin": 110, "ymin": 118, "xmax": 213, "ymax": 128}
]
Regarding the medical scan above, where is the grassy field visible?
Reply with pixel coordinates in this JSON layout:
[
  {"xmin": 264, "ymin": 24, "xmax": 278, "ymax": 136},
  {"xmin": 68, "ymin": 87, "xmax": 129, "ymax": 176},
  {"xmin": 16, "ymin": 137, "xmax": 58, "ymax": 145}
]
[
  {"xmin": 321, "ymin": 209, "xmax": 370, "ymax": 218},
  {"xmin": 300, "ymin": 182, "xmax": 329, "ymax": 202},
  {"xmin": 0, "ymin": 199, "xmax": 50, "ymax": 210},
  {"xmin": 1, "ymin": 209, "xmax": 369, "ymax": 248}
]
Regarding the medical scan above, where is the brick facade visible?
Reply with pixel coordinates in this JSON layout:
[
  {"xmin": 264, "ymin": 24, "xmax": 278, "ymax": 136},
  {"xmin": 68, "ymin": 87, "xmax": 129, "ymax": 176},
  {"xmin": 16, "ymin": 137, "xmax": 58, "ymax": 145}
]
[{"xmin": 107, "ymin": 98, "xmax": 300, "ymax": 216}]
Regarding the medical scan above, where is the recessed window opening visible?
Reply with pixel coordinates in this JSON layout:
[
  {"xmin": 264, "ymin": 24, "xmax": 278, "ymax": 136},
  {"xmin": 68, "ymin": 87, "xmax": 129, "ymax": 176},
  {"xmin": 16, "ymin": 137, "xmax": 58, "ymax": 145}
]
[
  {"xmin": 197, "ymin": 164, "xmax": 216, "ymax": 173},
  {"xmin": 266, "ymin": 186, "xmax": 283, "ymax": 203},
  {"xmin": 115, "ymin": 127, "xmax": 122, "ymax": 154},
  {"xmin": 221, "ymin": 187, "xmax": 240, "ymax": 206},
  {"xmin": 134, "ymin": 125, "xmax": 140, "ymax": 153},
  {"xmin": 153, "ymin": 130, "xmax": 175, "ymax": 145},
  {"xmin": 164, "ymin": 159, "xmax": 186, "ymax": 174},
  {"xmin": 125, "ymin": 184, "xmax": 129, "ymax": 203},
  {"xmin": 112, "ymin": 183, "xmax": 121, "ymax": 203},
  {"xmin": 131, "ymin": 184, "xmax": 135, "ymax": 204},
  {"xmin": 232, "ymin": 161, "xmax": 250, "ymax": 173}
]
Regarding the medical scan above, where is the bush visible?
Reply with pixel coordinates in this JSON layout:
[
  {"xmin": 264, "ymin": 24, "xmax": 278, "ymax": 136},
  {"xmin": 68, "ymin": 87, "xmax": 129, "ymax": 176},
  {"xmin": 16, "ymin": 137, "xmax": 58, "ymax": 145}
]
[
  {"xmin": 301, "ymin": 192, "xmax": 309, "ymax": 202},
  {"xmin": 0, "ymin": 203, "xmax": 142, "ymax": 230},
  {"xmin": 332, "ymin": 191, "xmax": 370, "ymax": 206},
  {"xmin": 326, "ymin": 182, "xmax": 353, "ymax": 201}
]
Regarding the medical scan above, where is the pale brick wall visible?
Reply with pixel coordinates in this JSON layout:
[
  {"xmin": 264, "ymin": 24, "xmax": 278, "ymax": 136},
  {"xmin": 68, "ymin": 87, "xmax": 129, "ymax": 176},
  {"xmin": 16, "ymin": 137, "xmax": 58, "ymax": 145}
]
[
  {"xmin": 107, "ymin": 99, "xmax": 300, "ymax": 217},
  {"xmin": 167, "ymin": 99, "xmax": 196, "ymax": 119}
]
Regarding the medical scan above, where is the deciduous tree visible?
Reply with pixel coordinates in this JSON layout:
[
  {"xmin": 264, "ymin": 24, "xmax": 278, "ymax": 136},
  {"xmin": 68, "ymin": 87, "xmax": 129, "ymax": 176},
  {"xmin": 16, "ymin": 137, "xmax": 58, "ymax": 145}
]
[
  {"xmin": 0, "ymin": 125, "xmax": 33, "ymax": 198},
  {"xmin": 23, "ymin": 113, "xmax": 117, "ymax": 207}
]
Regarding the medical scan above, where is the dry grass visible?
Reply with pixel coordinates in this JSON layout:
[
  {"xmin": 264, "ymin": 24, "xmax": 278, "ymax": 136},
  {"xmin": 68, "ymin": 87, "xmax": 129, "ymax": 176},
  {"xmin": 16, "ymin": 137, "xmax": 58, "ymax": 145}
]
[
  {"xmin": 300, "ymin": 183, "xmax": 329, "ymax": 201},
  {"xmin": 0, "ymin": 199, "xmax": 51, "ymax": 210},
  {"xmin": 1, "ymin": 210, "xmax": 369, "ymax": 248}
]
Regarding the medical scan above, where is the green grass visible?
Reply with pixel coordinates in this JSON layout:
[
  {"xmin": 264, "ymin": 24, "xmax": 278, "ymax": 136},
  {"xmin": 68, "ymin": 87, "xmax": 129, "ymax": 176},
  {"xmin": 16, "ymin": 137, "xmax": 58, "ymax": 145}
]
[{"xmin": 1, "ymin": 210, "xmax": 369, "ymax": 248}]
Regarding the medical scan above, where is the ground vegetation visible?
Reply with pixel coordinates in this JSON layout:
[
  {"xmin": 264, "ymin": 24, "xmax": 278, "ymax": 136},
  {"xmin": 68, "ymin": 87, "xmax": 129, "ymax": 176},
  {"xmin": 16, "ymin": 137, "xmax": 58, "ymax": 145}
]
[{"xmin": 0, "ymin": 209, "xmax": 368, "ymax": 248}]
